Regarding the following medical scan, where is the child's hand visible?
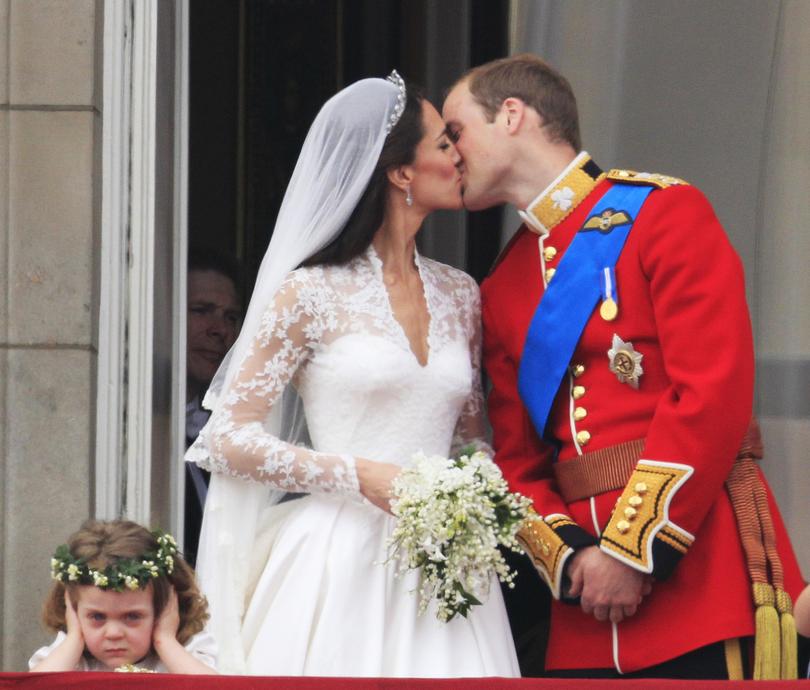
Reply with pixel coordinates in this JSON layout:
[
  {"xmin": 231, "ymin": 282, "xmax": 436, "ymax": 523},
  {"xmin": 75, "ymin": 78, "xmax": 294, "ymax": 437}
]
[
  {"xmin": 151, "ymin": 586, "xmax": 216, "ymax": 674},
  {"xmin": 29, "ymin": 590, "xmax": 85, "ymax": 672},
  {"xmin": 64, "ymin": 590, "xmax": 84, "ymax": 643},
  {"xmin": 153, "ymin": 587, "xmax": 180, "ymax": 645}
]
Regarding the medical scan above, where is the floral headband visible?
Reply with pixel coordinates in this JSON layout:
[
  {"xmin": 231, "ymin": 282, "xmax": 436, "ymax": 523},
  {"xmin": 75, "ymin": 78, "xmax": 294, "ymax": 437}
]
[{"xmin": 50, "ymin": 531, "xmax": 177, "ymax": 592}]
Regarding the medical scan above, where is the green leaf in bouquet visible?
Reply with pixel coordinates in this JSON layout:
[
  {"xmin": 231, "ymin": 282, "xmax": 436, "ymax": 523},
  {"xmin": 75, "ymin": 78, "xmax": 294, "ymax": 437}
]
[{"xmin": 455, "ymin": 445, "xmax": 477, "ymax": 461}]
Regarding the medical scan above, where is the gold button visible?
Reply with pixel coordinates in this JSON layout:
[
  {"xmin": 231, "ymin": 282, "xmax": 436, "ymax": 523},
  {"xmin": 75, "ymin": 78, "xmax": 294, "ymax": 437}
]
[
  {"xmin": 634, "ymin": 482, "xmax": 648, "ymax": 494},
  {"xmin": 572, "ymin": 364, "xmax": 585, "ymax": 378},
  {"xmin": 572, "ymin": 385, "xmax": 586, "ymax": 400},
  {"xmin": 624, "ymin": 507, "xmax": 638, "ymax": 520},
  {"xmin": 573, "ymin": 406, "xmax": 587, "ymax": 422},
  {"xmin": 544, "ymin": 268, "xmax": 556, "ymax": 282},
  {"xmin": 617, "ymin": 520, "xmax": 631, "ymax": 534},
  {"xmin": 544, "ymin": 246, "xmax": 558, "ymax": 262},
  {"xmin": 628, "ymin": 495, "xmax": 643, "ymax": 508},
  {"xmin": 576, "ymin": 430, "xmax": 591, "ymax": 446}
]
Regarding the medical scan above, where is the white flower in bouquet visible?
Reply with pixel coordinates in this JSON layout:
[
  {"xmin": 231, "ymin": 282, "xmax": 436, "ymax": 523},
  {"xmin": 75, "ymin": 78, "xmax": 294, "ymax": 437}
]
[{"xmin": 386, "ymin": 448, "xmax": 531, "ymax": 622}]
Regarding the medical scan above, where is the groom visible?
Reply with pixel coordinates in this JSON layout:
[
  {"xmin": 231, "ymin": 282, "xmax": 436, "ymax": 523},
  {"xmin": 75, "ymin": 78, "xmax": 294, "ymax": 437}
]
[{"xmin": 443, "ymin": 54, "xmax": 804, "ymax": 679}]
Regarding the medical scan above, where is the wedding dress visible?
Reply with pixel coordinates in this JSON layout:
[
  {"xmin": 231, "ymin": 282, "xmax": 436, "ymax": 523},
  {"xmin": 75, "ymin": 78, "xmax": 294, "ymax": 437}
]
[{"xmin": 187, "ymin": 245, "xmax": 519, "ymax": 677}]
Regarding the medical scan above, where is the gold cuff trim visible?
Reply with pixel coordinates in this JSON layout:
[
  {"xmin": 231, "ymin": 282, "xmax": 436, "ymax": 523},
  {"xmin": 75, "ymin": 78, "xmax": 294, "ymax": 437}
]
[
  {"xmin": 657, "ymin": 525, "xmax": 691, "ymax": 554},
  {"xmin": 517, "ymin": 512, "xmax": 573, "ymax": 599},
  {"xmin": 599, "ymin": 460, "xmax": 694, "ymax": 573}
]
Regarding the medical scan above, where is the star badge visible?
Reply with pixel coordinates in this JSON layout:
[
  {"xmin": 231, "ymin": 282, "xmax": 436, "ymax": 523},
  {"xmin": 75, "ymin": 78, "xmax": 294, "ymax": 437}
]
[{"xmin": 607, "ymin": 334, "xmax": 643, "ymax": 388}]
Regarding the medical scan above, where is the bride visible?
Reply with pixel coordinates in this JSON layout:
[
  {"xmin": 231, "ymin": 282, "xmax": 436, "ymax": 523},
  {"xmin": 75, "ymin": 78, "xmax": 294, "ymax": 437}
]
[{"xmin": 187, "ymin": 72, "xmax": 519, "ymax": 677}]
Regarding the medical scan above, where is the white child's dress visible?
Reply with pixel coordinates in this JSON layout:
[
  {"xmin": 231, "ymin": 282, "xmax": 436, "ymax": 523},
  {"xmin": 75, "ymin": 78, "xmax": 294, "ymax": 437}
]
[{"xmin": 188, "ymin": 247, "xmax": 520, "ymax": 677}]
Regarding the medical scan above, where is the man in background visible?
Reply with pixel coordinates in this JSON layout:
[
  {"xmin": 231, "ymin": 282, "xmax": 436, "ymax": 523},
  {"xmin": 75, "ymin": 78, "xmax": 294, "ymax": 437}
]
[{"xmin": 185, "ymin": 246, "xmax": 241, "ymax": 565}]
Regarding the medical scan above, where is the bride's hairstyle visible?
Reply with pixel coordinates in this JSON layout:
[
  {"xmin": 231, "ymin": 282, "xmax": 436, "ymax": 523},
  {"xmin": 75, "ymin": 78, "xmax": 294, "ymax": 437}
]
[
  {"xmin": 42, "ymin": 520, "xmax": 209, "ymax": 645},
  {"xmin": 302, "ymin": 82, "xmax": 424, "ymax": 267}
]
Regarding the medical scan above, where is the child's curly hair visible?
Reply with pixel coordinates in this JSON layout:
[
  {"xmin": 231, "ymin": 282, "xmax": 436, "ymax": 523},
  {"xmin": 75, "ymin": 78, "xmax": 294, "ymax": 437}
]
[{"xmin": 42, "ymin": 520, "xmax": 209, "ymax": 645}]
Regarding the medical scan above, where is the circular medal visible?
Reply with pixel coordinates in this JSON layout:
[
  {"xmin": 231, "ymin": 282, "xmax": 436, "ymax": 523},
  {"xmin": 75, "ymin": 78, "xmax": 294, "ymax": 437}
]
[{"xmin": 600, "ymin": 298, "xmax": 618, "ymax": 321}]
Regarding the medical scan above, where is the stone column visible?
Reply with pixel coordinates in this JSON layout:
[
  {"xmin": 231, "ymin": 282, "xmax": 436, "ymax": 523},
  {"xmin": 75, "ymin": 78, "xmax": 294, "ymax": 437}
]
[{"xmin": 0, "ymin": 0, "xmax": 101, "ymax": 670}]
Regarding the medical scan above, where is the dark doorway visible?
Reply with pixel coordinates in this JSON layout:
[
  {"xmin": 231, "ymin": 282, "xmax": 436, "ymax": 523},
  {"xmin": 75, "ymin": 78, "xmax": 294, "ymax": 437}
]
[{"xmin": 189, "ymin": 0, "xmax": 508, "ymax": 294}]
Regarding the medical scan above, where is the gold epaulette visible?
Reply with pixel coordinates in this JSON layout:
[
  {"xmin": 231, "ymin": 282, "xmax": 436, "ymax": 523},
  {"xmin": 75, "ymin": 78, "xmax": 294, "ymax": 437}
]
[{"xmin": 607, "ymin": 169, "xmax": 689, "ymax": 189}]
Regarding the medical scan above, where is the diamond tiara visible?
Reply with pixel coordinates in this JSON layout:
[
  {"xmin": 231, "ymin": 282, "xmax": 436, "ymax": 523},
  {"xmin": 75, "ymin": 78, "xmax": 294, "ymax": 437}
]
[{"xmin": 385, "ymin": 70, "xmax": 407, "ymax": 133}]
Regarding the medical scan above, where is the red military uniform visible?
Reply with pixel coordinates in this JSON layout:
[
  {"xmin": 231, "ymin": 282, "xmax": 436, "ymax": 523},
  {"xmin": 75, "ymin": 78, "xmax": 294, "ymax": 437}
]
[{"xmin": 482, "ymin": 153, "xmax": 804, "ymax": 673}]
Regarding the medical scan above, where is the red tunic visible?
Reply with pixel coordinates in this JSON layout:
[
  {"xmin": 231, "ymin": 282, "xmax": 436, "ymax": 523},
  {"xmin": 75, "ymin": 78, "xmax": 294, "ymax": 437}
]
[{"xmin": 482, "ymin": 161, "xmax": 804, "ymax": 673}]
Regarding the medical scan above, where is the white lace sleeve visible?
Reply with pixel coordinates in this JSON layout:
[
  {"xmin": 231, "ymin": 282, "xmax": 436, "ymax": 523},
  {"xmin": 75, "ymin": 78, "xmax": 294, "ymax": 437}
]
[
  {"xmin": 449, "ymin": 274, "xmax": 494, "ymax": 458},
  {"xmin": 193, "ymin": 270, "xmax": 360, "ymax": 496}
]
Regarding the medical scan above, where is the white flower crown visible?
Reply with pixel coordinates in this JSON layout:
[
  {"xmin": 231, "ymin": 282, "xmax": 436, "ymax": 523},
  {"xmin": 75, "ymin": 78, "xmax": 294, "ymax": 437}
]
[{"xmin": 51, "ymin": 531, "xmax": 178, "ymax": 592}]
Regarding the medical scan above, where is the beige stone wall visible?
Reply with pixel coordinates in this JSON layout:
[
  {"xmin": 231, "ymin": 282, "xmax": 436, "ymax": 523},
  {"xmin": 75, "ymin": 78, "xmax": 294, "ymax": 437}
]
[{"xmin": 0, "ymin": 0, "xmax": 101, "ymax": 671}]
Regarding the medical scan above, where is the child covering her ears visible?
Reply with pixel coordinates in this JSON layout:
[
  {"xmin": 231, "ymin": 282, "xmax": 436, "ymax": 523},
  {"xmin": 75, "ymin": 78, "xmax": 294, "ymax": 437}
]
[{"xmin": 29, "ymin": 519, "xmax": 217, "ymax": 673}]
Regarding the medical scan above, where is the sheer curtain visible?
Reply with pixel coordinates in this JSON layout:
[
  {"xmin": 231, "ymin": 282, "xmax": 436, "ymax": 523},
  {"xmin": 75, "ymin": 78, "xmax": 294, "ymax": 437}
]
[
  {"xmin": 510, "ymin": 0, "xmax": 810, "ymax": 572},
  {"xmin": 753, "ymin": 0, "xmax": 810, "ymax": 574}
]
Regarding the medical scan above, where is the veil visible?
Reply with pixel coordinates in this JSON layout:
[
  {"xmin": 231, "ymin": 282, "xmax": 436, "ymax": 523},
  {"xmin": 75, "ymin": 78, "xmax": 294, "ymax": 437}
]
[{"xmin": 188, "ymin": 73, "xmax": 406, "ymax": 672}]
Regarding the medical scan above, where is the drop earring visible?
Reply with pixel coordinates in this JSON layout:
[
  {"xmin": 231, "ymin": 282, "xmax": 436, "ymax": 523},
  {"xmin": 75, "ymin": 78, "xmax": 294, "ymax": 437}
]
[{"xmin": 405, "ymin": 185, "xmax": 413, "ymax": 207}]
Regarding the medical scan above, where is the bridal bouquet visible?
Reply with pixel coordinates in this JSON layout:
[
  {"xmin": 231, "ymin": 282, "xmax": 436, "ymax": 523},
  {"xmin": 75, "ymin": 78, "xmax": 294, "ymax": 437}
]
[{"xmin": 386, "ymin": 448, "xmax": 531, "ymax": 622}]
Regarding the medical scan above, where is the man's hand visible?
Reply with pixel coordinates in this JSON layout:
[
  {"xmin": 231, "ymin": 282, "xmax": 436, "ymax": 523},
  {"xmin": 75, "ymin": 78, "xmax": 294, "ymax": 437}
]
[{"xmin": 566, "ymin": 546, "xmax": 653, "ymax": 623}]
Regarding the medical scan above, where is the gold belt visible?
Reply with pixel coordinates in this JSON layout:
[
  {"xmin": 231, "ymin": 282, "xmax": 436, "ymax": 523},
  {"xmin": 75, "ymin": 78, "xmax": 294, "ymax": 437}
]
[{"xmin": 552, "ymin": 438, "xmax": 644, "ymax": 502}]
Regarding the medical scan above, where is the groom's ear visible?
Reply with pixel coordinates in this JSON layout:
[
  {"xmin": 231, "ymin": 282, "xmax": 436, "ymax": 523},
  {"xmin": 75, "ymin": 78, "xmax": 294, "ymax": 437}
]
[
  {"xmin": 500, "ymin": 97, "xmax": 526, "ymax": 134},
  {"xmin": 386, "ymin": 165, "xmax": 413, "ymax": 192}
]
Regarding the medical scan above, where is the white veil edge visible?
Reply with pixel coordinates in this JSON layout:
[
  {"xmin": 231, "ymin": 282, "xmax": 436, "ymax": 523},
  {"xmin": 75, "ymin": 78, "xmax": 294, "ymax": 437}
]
[{"xmin": 190, "ymin": 75, "xmax": 403, "ymax": 673}]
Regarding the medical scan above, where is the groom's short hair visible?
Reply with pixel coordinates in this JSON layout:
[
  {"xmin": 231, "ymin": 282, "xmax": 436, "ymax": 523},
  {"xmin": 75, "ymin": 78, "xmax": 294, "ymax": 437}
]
[{"xmin": 461, "ymin": 53, "xmax": 581, "ymax": 151}]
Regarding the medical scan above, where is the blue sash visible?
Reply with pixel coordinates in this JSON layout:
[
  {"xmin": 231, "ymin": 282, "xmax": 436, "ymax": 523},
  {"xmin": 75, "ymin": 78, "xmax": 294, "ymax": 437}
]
[{"xmin": 517, "ymin": 183, "xmax": 653, "ymax": 437}]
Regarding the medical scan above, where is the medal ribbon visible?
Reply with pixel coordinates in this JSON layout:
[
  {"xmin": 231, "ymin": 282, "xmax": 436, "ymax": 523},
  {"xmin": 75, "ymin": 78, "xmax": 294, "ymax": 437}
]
[
  {"xmin": 600, "ymin": 266, "xmax": 618, "ymax": 320},
  {"xmin": 602, "ymin": 267, "xmax": 616, "ymax": 304}
]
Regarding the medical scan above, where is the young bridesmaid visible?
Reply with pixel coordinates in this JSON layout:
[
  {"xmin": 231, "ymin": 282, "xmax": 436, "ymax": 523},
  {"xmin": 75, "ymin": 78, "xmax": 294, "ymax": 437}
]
[{"xmin": 29, "ymin": 519, "xmax": 217, "ymax": 673}]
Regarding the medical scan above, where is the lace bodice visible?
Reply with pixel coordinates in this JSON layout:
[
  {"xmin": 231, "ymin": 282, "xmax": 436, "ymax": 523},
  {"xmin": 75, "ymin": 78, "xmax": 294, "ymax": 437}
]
[{"xmin": 188, "ymin": 246, "xmax": 490, "ymax": 498}]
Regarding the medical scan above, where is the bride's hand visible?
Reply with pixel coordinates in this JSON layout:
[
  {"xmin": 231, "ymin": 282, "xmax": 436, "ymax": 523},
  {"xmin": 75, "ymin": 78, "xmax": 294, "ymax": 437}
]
[{"xmin": 355, "ymin": 458, "xmax": 401, "ymax": 513}]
